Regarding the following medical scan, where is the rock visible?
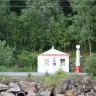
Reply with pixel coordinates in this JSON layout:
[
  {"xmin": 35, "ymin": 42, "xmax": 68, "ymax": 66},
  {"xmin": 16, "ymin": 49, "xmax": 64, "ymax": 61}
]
[
  {"xmin": 0, "ymin": 84, "xmax": 9, "ymax": 91},
  {"xmin": 83, "ymin": 76, "xmax": 91, "ymax": 83},
  {"xmin": 56, "ymin": 94, "xmax": 64, "ymax": 96},
  {"xmin": 9, "ymin": 82, "xmax": 19, "ymax": 88},
  {"xmin": 70, "ymin": 88, "xmax": 79, "ymax": 96},
  {"xmin": 93, "ymin": 84, "xmax": 96, "ymax": 92},
  {"xmin": 36, "ymin": 82, "xmax": 45, "ymax": 91},
  {"xmin": 35, "ymin": 92, "xmax": 42, "ymax": 96},
  {"xmin": 61, "ymin": 80, "xmax": 70, "ymax": 91},
  {"xmin": 71, "ymin": 81, "xmax": 78, "ymax": 87},
  {"xmin": 26, "ymin": 90, "xmax": 36, "ymax": 96},
  {"xmin": 6, "ymin": 87, "xmax": 21, "ymax": 92},
  {"xmin": 7, "ymin": 82, "xmax": 21, "ymax": 92},
  {"xmin": 0, "ymin": 76, "xmax": 96, "ymax": 96},
  {"xmin": 1, "ymin": 92, "xmax": 15, "ymax": 96},
  {"xmin": 89, "ymin": 90, "xmax": 96, "ymax": 95},
  {"xmin": 40, "ymin": 90, "xmax": 51, "ymax": 96},
  {"xmin": 65, "ymin": 90, "xmax": 74, "ymax": 96},
  {"xmin": 83, "ymin": 84, "xmax": 92, "ymax": 92},
  {"xmin": 78, "ymin": 92, "xmax": 85, "ymax": 96},
  {"xmin": 20, "ymin": 81, "xmax": 37, "ymax": 92},
  {"xmin": 53, "ymin": 79, "xmax": 70, "ymax": 95}
]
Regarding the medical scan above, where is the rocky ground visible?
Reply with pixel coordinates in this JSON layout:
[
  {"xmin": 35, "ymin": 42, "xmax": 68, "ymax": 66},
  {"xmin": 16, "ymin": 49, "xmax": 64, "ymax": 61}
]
[{"xmin": 0, "ymin": 75, "xmax": 96, "ymax": 96}]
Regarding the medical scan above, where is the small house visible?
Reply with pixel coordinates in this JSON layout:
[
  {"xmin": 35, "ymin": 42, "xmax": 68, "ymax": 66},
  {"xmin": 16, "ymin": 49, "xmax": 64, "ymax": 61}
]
[{"xmin": 37, "ymin": 47, "xmax": 70, "ymax": 73}]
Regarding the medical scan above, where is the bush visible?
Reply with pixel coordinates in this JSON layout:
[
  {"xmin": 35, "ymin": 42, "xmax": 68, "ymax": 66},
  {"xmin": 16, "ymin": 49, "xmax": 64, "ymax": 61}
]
[
  {"xmin": 55, "ymin": 69, "xmax": 67, "ymax": 76},
  {"xmin": 0, "ymin": 40, "xmax": 15, "ymax": 66},
  {"xmin": 17, "ymin": 50, "xmax": 37, "ymax": 72},
  {"xmin": 84, "ymin": 53, "xmax": 96, "ymax": 76}
]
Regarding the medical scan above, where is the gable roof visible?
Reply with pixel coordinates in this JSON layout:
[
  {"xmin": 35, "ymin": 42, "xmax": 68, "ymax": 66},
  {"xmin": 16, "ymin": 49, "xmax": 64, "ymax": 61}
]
[{"xmin": 38, "ymin": 47, "xmax": 70, "ymax": 56}]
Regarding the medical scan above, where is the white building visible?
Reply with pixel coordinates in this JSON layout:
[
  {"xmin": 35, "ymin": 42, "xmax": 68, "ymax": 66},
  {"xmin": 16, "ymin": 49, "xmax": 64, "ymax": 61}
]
[{"xmin": 37, "ymin": 47, "xmax": 70, "ymax": 73}]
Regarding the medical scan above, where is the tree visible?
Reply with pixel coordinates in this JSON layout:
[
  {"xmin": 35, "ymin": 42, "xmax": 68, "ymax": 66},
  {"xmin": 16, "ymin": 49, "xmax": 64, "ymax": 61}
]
[
  {"xmin": 84, "ymin": 53, "xmax": 96, "ymax": 76},
  {"xmin": 0, "ymin": 0, "xmax": 10, "ymax": 41},
  {"xmin": 17, "ymin": 50, "xmax": 37, "ymax": 72},
  {"xmin": 20, "ymin": 8, "xmax": 45, "ymax": 51},
  {"xmin": 47, "ymin": 13, "xmax": 71, "ymax": 51},
  {"xmin": 26, "ymin": 0, "xmax": 61, "ymax": 37},
  {"xmin": 69, "ymin": 0, "xmax": 96, "ymax": 54},
  {"xmin": 0, "ymin": 40, "xmax": 15, "ymax": 66}
]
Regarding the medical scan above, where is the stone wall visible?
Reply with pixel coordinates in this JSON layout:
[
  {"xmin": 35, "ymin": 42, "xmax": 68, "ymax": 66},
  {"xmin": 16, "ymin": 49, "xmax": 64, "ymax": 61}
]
[{"xmin": 0, "ymin": 76, "xmax": 96, "ymax": 96}]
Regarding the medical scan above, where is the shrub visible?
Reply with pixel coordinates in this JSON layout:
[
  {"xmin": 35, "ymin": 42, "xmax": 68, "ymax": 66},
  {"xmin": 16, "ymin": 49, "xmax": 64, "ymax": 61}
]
[
  {"xmin": 56, "ymin": 69, "xmax": 67, "ymax": 76},
  {"xmin": 0, "ymin": 40, "xmax": 15, "ymax": 66},
  {"xmin": 17, "ymin": 50, "xmax": 37, "ymax": 72},
  {"xmin": 45, "ymin": 71, "xmax": 50, "ymax": 76},
  {"xmin": 84, "ymin": 53, "xmax": 96, "ymax": 76}
]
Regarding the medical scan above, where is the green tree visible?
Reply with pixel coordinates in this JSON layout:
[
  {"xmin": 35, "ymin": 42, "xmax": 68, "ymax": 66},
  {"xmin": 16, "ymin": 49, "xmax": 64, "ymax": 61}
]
[
  {"xmin": 17, "ymin": 50, "xmax": 37, "ymax": 72},
  {"xmin": 47, "ymin": 13, "xmax": 71, "ymax": 51},
  {"xmin": 0, "ymin": 40, "xmax": 15, "ymax": 66},
  {"xmin": 20, "ymin": 8, "xmax": 44, "ymax": 51},
  {"xmin": 69, "ymin": 0, "xmax": 96, "ymax": 54},
  {"xmin": 0, "ymin": 0, "xmax": 10, "ymax": 41},
  {"xmin": 84, "ymin": 53, "xmax": 96, "ymax": 76}
]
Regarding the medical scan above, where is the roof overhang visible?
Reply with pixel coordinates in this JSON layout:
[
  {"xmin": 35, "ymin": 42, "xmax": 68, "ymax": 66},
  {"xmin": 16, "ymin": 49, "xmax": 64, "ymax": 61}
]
[{"xmin": 38, "ymin": 54, "xmax": 71, "ymax": 56}]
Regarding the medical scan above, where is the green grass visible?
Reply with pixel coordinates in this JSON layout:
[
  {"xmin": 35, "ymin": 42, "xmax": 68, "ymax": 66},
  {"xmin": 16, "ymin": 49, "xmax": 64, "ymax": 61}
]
[
  {"xmin": 26, "ymin": 73, "xmax": 79, "ymax": 88},
  {"xmin": 0, "ymin": 73, "xmax": 79, "ymax": 88},
  {"xmin": 0, "ymin": 66, "xmax": 36, "ymax": 72}
]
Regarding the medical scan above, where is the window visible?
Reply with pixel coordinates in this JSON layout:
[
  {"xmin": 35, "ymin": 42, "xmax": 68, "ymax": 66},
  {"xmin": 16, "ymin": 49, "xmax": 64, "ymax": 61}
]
[
  {"xmin": 60, "ymin": 59, "xmax": 65, "ymax": 66},
  {"xmin": 53, "ymin": 58, "xmax": 56, "ymax": 66},
  {"xmin": 44, "ymin": 59, "xmax": 49, "ymax": 66}
]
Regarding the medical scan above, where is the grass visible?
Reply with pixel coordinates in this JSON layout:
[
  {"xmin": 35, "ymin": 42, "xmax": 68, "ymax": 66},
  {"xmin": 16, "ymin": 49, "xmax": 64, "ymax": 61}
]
[
  {"xmin": 26, "ymin": 72, "xmax": 79, "ymax": 88},
  {"xmin": 0, "ymin": 72, "xmax": 79, "ymax": 87},
  {"xmin": 0, "ymin": 66, "xmax": 36, "ymax": 72}
]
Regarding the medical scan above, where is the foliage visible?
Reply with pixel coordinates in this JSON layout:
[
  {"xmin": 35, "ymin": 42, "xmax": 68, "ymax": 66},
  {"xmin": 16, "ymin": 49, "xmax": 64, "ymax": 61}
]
[
  {"xmin": 69, "ymin": 0, "xmax": 96, "ymax": 54},
  {"xmin": 84, "ymin": 53, "xmax": 96, "ymax": 76},
  {"xmin": 0, "ymin": 0, "xmax": 96, "ymax": 72},
  {"xmin": 0, "ymin": 40, "xmax": 15, "ymax": 67},
  {"xmin": 45, "ymin": 71, "xmax": 50, "ymax": 76},
  {"xmin": 0, "ymin": 0, "xmax": 96, "ymax": 53},
  {"xmin": 27, "ymin": 73, "xmax": 79, "ymax": 87},
  {"xmin": 20, "ymin": 8, "xmax": 44, "ymax": 51},
  {"xmin": 47, "ymin": 13, "xmax": 71, "ymax": 51},
  {"xmin": 17, "ymin": 50, "xmax": 37, "ymax": 72},
  {"xmin": 55, "ymin": 69, "xmax": 67, "ymax": 76},
  {"xmin": 27, "ymin": 73, "xmax": 32, "ymax": 78}
]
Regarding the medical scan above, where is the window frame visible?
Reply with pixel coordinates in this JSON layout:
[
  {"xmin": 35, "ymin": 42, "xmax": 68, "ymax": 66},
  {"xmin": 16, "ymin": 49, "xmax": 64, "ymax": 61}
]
[
  {"xmin": 44, "ymin": 58, "xmax": 49, "ymax": 66},
  {"xmin": 60, "ymin": 59, "xmax": 65, "ymax": 66},
  {"xmin": 53, "ymin": 58, "xmax": 56, "ymax": 66}
]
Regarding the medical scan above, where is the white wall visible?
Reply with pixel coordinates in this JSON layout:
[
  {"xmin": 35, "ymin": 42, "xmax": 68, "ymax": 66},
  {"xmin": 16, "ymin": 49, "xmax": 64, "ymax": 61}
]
[{"xmin": 37, "ymin": 56, "xmax": 69, "ymax": 73}]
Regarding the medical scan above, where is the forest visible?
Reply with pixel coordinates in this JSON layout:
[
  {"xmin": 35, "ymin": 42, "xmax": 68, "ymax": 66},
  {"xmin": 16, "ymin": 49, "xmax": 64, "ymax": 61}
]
[{"xmin": 0, "ymin": 0, "xmax": 96, "ymax": 72}]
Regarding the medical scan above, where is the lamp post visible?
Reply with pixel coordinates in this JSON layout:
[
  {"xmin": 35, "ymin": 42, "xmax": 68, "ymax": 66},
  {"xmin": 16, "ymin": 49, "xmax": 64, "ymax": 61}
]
[{"xmin": 75, "ymin": 45, "xmax": 80, "ymax": 73}]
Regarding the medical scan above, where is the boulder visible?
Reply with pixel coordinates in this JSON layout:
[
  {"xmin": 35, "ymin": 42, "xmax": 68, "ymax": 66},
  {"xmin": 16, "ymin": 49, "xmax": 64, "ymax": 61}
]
[
  {"xmin": 9, "ymin": 82, "xmax": 19, "ymax": 88},
  {"xmin": 40, "ymin": 90, "xmax": 51, "ymax": 96},
  {"xmin": 1, "ymin": 92, "xmax": 15, "ymax": 96},
  {"xmin": 20, "ymin": 81, "xmax": 37, "ymax": 92},
  {"xmin": 36, "ymin": 82, "xmax": 45, "ymax": 91},
  {"xmin": 0, "ymin": 84, "xmax": 9, "ymax": 91},
  {"xmin": 65, "ymin": 90, "xmax": 74, "ymax": 96},
  {"xmin": 53, "ymin": 79, "xmax": 70, "ymax": 95},
  {"xmin": 56, "ymin": 94, "xmax": 64, "ymax": 96},
  {"xmin": 93, "ymin": 84, "xmax": 96, "ymax": 92},
  {"xmin": 6, "ymin": 87, "xmax": 21, "ymax": 92}
]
